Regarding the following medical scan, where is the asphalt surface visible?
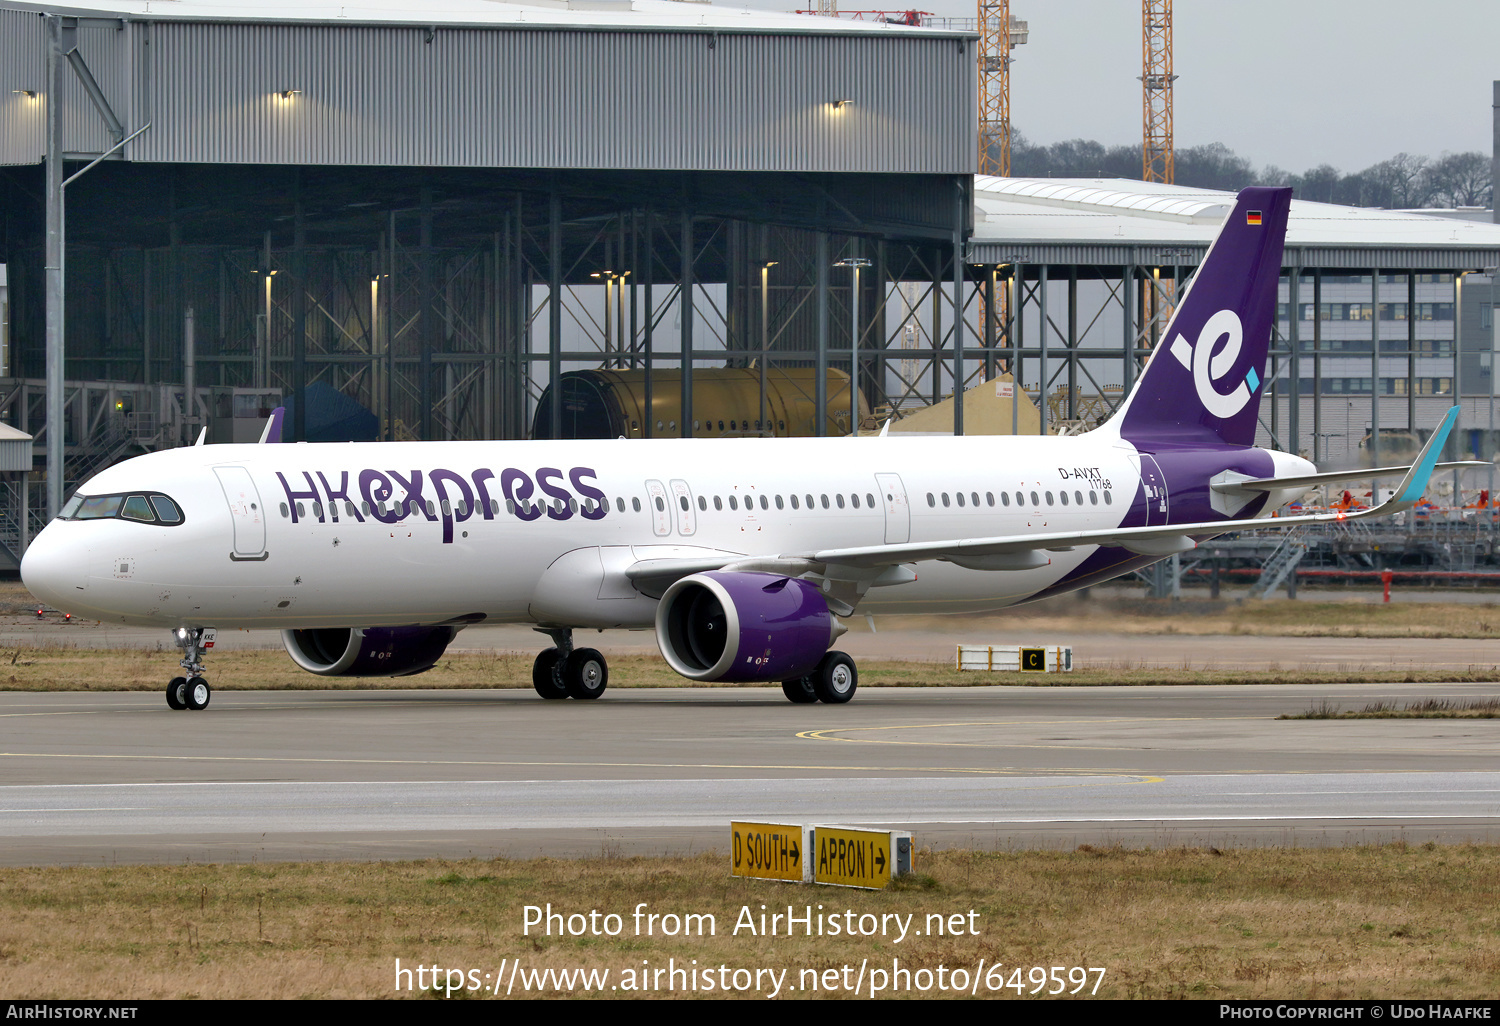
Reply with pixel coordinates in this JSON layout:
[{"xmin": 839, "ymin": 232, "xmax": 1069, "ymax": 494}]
[{"xmin": 2, "ymin": 677, "xmax": 1498, "ymax": 864}]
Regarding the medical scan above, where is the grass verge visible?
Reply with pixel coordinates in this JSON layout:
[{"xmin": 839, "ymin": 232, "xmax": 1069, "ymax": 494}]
[
  {"xmin": 1, "ymin": 845, "xmax": 1497, "ymax": 999},
  {"xmin": 1, "ymin": 646, "xmax": 1499, "ymax": 692},
  {"xmin": 1281, "ymin": 698, "xmax": 1500, "ymax": 719}
]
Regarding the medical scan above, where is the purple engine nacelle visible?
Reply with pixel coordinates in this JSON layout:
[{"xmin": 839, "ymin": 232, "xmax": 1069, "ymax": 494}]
[
  {"xmin": 282, "ymin": 626, "xmax": 459, "ymax": 677},
  {"xmin": 655, "ymin": 571, "xmax": 841, "ymax": 682}
]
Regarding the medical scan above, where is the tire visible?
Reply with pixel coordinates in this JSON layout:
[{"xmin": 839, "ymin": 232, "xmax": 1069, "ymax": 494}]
[
  {"xmin": 166, "ymin": 677, "xmax": 188, "ymax": 711},
  {"xmin": 781, "ymin": 677, "xmax": 818, "ymax": 704},
  {"xmin": 563, "ymin": 648, "xmax": 608, "ymax": 700},
  {"xmin": 532, "ymin": 649, "xmax": 569, "ymax": 699},
  {"xmin": 184, "ymin": 677, "xmax": 211, "ymax": 711},
  {"xmin": 810, "ymin": 651, "xmax": 857, "ymax": 704}
]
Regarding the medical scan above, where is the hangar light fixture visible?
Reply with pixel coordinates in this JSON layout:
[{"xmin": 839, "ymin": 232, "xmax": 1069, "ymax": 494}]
[
  {"xmin": 13, "ymin": 90, "xmax": 37, "ymax": 99},
  {"xmin": 829, "ymin": 98, "xmax": 852, "ymax": 110},
  {"xmin": 277, "ymin": 89, "xmax": 302, "ymax": 100}
]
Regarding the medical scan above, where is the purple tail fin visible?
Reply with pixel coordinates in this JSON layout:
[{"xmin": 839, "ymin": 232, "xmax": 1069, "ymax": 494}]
[
  {"xmin": 260, "ymin": 406, "xmax": 285, "ymax": 444},
  {"xmin": 1112, "ymin": 187, "xmax": 1292, "ymax": 448}
]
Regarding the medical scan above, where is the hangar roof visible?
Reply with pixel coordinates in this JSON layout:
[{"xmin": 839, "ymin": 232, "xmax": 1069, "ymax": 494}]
[
  {"xmin": 1, "ymin": 0, "xmax": 967, "ymax": 34},
  {"xmin": 971, "ymin": 177, "xmax": 1500, "ymax": 271}
]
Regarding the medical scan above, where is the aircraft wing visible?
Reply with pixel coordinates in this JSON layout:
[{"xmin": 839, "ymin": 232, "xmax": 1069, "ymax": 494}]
[
  {"xmin": 808, "ymin": 405, "xmax": 1461, "ymax": 570},
  {"xmin": 625, "ymin": 406, "xmax": 1464, "ymax": 589}
]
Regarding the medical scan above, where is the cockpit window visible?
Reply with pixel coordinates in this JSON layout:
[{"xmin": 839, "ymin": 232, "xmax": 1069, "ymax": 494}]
[
  {"xmin": 150, "ymin": 496, "xmax": 183, "ymax": 524},
  {"xmin": 121, "ymin": 496, "xmax": 155, "ymax": 521},
  {"xmin": 60, "ymin": 492, "xmax": 186, "ymax": 526},
  {"xmin": 75, "ymin": 496, "xmax": 123, "ymax": 520}
]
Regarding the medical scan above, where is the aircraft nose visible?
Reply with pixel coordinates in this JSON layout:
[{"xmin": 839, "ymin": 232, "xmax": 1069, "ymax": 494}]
[{"xmin": 20, "ymin": 525, "xmax": 81, "ymax": 609}]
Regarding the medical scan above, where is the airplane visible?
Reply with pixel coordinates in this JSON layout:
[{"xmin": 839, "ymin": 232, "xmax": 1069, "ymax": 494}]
[{"xmin": 19, "ymin": 186, "xmax": 1478, "ymax": 711}]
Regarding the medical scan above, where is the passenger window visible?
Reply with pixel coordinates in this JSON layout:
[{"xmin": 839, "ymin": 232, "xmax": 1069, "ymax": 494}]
[
  {"xmin": 491, "ymin": 500, "xmax": 500, "ymax": 516},
  {"xmin": 714, "ymin": 496, "xmax": 723, "ymax": 511},
  {"xmin": 820, "ymin": 494, "xmax": 829, "ymax": 509},
  {"xmin": 679, "ymin": 496, "xmax": 689, "ymax": 511},
  {"xmin": 867, "ymin": 493, "xmax": 875, "ymax": 508},
  {"xmin": 616, "ymin": 497, "xmax": 626, "ymax": 512},
  {"xmin": 506, "ymin": 499, "xmax": 516, "ymax": 515},
  {"xmin": 941, "ymin": 493, "xmax": 950, "ymax": 507},
  {"xmin": 633, "ymin": 497, "xmax": 642, "ymax": 512},
  {"xmin": 956, "ymin": 493, "xmax": 965, "ymax": 507},
  {"xmin": 971, "ymin": 492, "xmax": 980, "ymax": 507},
  {"xmin": 1075, "ymin": 490, "xmax": 1083, "ymax": 505},
  {"xmin": 775, "ymin": 495, "xmax": 784, "ymax": 509},
  {"xmin": 835, "ymin": 494, "xmax": 845, "ymax": 509},
  {"xmin": 441, "ymin": 500, "xmax": 452, "ymax": 516},
  {"xmin": 1045, "ymin": 492, "xmax": 1054, "ymax": 505},
  {"xmin": 1104, "ymin": 490, "xmax": 1112, "ymax": 505},
  {"xmin": 296, "ymin": 502, "xmax": 306, "ymax": 518},
  {"xmin": 654, "ymin": 497, "xmax": 665, "ymax": 512},
  {"xmin": 806, "ymin": 494, "xmax": 814, "ymax": 509},
  {"xmin": 927, "ymin": 493, "xmax": 935, "ymax": 507},
  {"xmin": 1000, "ymin": 492, "xmax": 1010, "ymax": 507},
  {"xmin": 1029, "ymin": 492, "xmax": 1038, "ymax": 507},
  {"xmin": 729, "ymin": 496, "xmax": 738, "ymax": 510},
  {"xmin": 760, "ymin": 495, "xmax": 769, "ymax": 510},
  {"xmin": 790, "ymin": 495, "xmax": 799, "ymax": 510},
  {"xmin": 850, "ymin": 494, "xmax": 860, "ymax": 509},
  {"xmin": 698, "ymin": 496, "xmax": 706, "ymax": 511},
  {"xmin": 986, "ymin": 492, "xmax": 994, "ymax": 506},
  {"xmin": 1060, "ymin": 492, "xmax": 1069, "ymax": 506}
]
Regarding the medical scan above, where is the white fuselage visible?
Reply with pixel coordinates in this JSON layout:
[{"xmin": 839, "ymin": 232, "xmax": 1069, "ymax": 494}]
[{"xmin": 21, "ymin": 432, "xmax": 1299, "ymax": 631}]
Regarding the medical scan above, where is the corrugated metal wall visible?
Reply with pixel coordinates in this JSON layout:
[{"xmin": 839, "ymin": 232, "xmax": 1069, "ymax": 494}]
[
  {"xmin": 0, "ymin": 9, "xmax": 44, "ymax": 165},
  {"xmin": 1, "ymin": 10, "xmax": 976, "ymax": 174}
]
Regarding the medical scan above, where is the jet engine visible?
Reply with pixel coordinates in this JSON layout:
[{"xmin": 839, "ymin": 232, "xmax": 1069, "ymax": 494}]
[
  {"xmin": 281, "ymin": 626, "xmax": 459, "ymax": 677},
  {"xmin": 655, "ymin": 571, "xmax": 844, "ymax": 682}
]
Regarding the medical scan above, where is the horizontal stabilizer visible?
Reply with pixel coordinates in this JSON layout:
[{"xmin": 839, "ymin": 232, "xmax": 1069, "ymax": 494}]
[{"xmin": 1219, "ymin": 459, "xmax": 1487, "ymax": 494}]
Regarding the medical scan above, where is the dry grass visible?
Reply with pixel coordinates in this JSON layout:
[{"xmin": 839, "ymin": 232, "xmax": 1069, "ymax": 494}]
[
  {"xmin": 1282, "ymin": 697, "xmax": 1500, "ymax": 720},
  {"xmin": 0, "ymin": 845, "xmax": 1497, "ymax": 999},
  {"xmin": 941, "ymin": 596, "xmax": 1500, "ymax": 640},
  {"xmin": 0, "ymin": 645, "xmax": 1497, "ymax": 692}
]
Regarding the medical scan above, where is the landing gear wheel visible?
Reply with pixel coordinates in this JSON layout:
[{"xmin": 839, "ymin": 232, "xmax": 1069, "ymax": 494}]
[
  {"xmin": 166, "ymin": 677, "xmax": 188, "ymax": 711},
  {"xmin": 811, "ymin": 651, "xmax": 857, "ymax": 704},
  {"xmin": 532, "ymin": 649, "xmax": 569, "ymax": 700},
  {"xmin": 184, "ymin": 676, "xmax": 211, "ymax": 711},
  {"xmin": 781, "ymin": 676, "xmax": 818, "ymax": 704},
  {"xmin": 563, "ymin": 648, "xmax": 608, "ymax": 700}
]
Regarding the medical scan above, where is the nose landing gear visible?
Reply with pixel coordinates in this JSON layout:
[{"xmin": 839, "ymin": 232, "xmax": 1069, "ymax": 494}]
[{"xmin": 166, "ymin": 627, "xmax": 215, "ymax": 711}]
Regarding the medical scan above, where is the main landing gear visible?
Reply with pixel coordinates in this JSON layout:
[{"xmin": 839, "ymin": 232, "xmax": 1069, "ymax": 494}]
[
  {"xmin": 166, "ymin": 627, "xmax": 214, "ymax": 711},
  {"xmin": 532, "ymin": 627, "xmax": 608, "ymax": 701},
  {"xmin": 781, "ymin": 651, "xmax": 858, "ymax": 705}
]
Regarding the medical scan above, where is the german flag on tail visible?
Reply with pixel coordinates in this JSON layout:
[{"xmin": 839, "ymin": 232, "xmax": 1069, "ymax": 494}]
[{"xmin": 1246, "ymin": 210, "xmax": 1263, "ymax": 225}]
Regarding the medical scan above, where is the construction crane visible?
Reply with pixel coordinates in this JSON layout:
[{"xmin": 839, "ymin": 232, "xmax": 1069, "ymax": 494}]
[
  {"xmin": 977, "ymin": 3, "xmax": 1029, "ymax": 176},
  {"xmin": 1141, "ymin": 0, "xmax": 1175, "ymax": 183}
]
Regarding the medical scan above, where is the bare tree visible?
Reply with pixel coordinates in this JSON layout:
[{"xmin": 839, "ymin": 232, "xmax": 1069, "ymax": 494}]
[{"xmin": 1425, "ymin": 151, "xmax": 1493, "ymax": 208}]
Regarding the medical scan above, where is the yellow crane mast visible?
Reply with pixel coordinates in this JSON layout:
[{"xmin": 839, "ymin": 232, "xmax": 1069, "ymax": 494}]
[{"xmin": 1141, "ymin": 0, "xmax": 1176, "ymax": 183}]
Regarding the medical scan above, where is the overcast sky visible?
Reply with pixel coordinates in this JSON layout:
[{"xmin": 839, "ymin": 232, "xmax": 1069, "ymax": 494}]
[{"xmin": 725, "ymin": 0, "xmax": 1499, "ymax": 174}]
